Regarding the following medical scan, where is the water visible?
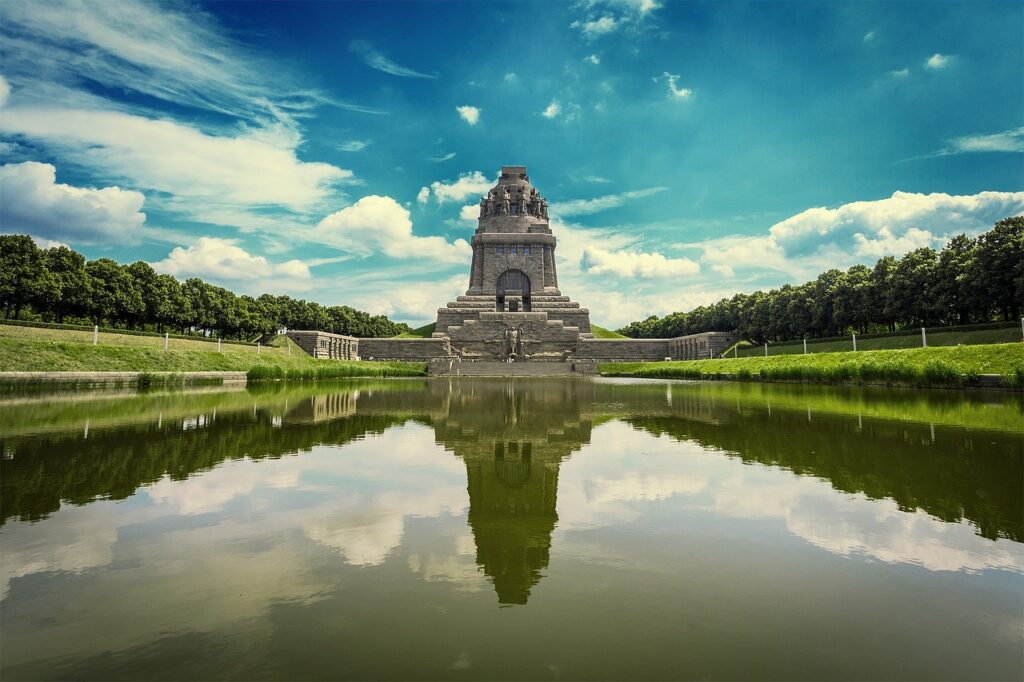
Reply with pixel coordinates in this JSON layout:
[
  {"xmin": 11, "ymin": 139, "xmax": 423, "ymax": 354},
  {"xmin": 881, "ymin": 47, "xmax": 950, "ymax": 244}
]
[{"xmin": 1, "ymin": 378, "xmax": 1021, "ymax": 681}]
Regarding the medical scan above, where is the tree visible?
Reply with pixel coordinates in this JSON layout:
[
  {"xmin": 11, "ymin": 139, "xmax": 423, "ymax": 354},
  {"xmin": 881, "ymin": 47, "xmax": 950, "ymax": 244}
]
[
  {"xmin": 971, "ymin": 216, "xmax": 1024, "ymax": 321},
  {"xmin": 891, "ymin": 247, "xmax": 938, "ymax": 326},
  {"xmin": 85, "ymin": 259, "xmax": 143, "ymax": 326},
  {"xmin": 43, "ymin": 246, "xmax": 92, "ymax": 322},
  {"xmin": 870, "ymin": 256, "xmax": 900, "ymax": 332},
  {"xmin": 933, "ymin": 234, "xmax": 977, "ymax": 325},
  {"xmin": 0, "ymin": 235, "xmax": 50, "ymax": 319}
]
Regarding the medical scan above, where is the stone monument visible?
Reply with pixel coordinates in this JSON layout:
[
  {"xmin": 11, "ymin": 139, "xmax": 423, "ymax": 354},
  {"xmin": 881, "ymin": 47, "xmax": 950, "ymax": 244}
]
[{"xmin": 434, "ymin": 166, "xmax": 593, "ymax": 362}]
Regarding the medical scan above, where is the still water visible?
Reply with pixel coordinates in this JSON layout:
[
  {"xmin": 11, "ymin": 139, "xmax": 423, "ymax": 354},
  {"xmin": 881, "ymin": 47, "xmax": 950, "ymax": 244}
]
[{"xmin": 1, "ymin": 378, "xmax": 1022, "ymax": 680}]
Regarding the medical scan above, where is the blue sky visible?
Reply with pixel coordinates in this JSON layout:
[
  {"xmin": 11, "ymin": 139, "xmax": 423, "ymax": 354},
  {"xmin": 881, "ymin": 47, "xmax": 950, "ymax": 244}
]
[{"xmin": 1, "ymin": 0, "xmax": 1022, "ymax": 327}]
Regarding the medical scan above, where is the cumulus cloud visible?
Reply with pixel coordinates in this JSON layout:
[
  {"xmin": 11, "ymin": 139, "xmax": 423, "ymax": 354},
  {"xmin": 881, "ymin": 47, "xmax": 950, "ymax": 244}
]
[
  {"xmin": 658, "ymin": 72, "xmax": 693, "ymax": 99},
  {"xmin": 458, "ymin": 204, "xmax": 478, "ymax": 223},
  {"xmin": 425, "ymin": 171, "xmax": 494, "ymax": 204},
  {"xmin": 313, "ymin": 195, "xmax": 470, "ymax": 263},
  {"xmin": 344, "ymin": 274, "xmax": 468, "ymax": 326},
  {"xmin": 582, "ymin": 246, "xmax": 700, "ymax": 278},
  {"xmin": 416, "ymin": 186, "xmax": 431, "ymax": 204},
  {"xmin": 504, "ymin": 72, "xmax": 518, "ymax": 83},
  {"xmin": 541, "ymin": 100, "xmax": 562, "ymax": 119},
  {"xmin": 925, "ymin": 53, "xmax": 953, "ymax": 69},
  {"xmin": 152, "ymin": 237, "xmax": 312, "ymax": 283},
  {"xmin": 684, "ymin": 190, "xmax": 1024, "ymax": 281},
  {"xmin": 571, "ymin": 15, "xmax": 619, "ymax": 36},
  {"xmin": 552, "ymin": 186, "xmax": 668, "ymax": 217},
  {"xmin": 585, "ymin": 54, "xmax": 601, "ymax": 65},
  {"xmin": 0, "ymin": 161, "xmax": 146, "ymax": 243},
  {"xmin": 570, "ymin": 1, "xmax": 660, "ymax": 38},
  {"xmin": 889, "ymin": 67, "xmax": 910, "ymax": 78},
  {"xmin": 0, "ymin": 107, "xmax": 350, "ymax": 214},
  {"xmin": 349, "ymin": 40, "xmax": 437, "ymax": 79},
  {"xmin": 456, "ymin": 105, "xmax": 480, "ymax": 125}
]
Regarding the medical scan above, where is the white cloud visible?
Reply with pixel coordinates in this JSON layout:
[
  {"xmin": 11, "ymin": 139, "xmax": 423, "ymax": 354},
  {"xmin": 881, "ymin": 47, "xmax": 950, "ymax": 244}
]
[
  {"xmin": 345, "ymin": 274, "xmax": 468, "ymax": 326},
  {"xmin": 313, "ymin": 195, "xmax": 471, "ymax": 263},
  {"xmin": 925, "ymin": 53, "xmax": 953, "ymax": 69},
  {"xmin": 349, "ymin": 40, "xmax": 437, "ymax": 79},
  {"xmin": 0, "ymin": 106, "xmax": 351, "ymax": 214},
  {"xmin": 585, "ymin": 54, "xmax": 601, "ymax": 65},
  {"xmin": 428, "ymin": 171, "xmax": 494, "ymax": 204},
  {"xmin": 152, "ymin": 237, "xmax": 312, "ymax": 283},
  {"xmin": 0, "ymin": 75, "xmax": 9, "ymax": 107},
  {"xmin": 541, "ymin": 99, "xmax": 562, "ymax": 119},
  {"xmin": 659, "ymin": 72, "xmax": 693, "ymax": 99},
  {"xmin": 889, "ymin": 67, "xmax": 910, "ymax": 78},
  {"xmin": 691, "ymin": 234, "xmax": 798, "ymax": 278},
  {"xmin": 571, "ymin": 15, "xmax": 619, "ymax": 36},
  {"xmin": 456, "ymin": 105, "xmax": 480, "ymax": 125},
  {"xmin": 0, "ymin": 161, "xmax": 146, "ymax": 243},
  {"xmin": 459, "ymin": 204, "xmax": 479, "ymax": 223},
  {"xmin": 552, "ymin": 186, "xmax": 668, "ymax": 217},
  {"xmin": 863, "ymin": 30, "xmax": 875, "ymax": 43},
  {"xmin": 338, "ymin": 139, "xmax": 370, "ymax": 152},
  {"xmin": 948, "ymin": 127, "xmax": 1024, "ymax": 154},
  {"xmin": 504, "ymin": 72, "xmax": 518, "ymax": 83},
  {"xmin": 429, "ymin": 152, "xmax": 456, "ymax": 162},
  {"xmin": 416, "ymin": 186, "xmax": 431, "ymax": 204},
  {"xmin": 582, "ymin": 246, "xmax": 700, "ymax": 278},
  {"xmin": 851, "ymin": 227, "xmax": 940, "ymax": 258}
]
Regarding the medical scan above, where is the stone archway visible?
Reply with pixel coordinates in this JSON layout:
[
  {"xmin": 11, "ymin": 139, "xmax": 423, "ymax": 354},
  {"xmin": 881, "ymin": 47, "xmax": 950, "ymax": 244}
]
[{"xmin": 497, "ymin": 269, "xmax": 531, "ymax": 312}]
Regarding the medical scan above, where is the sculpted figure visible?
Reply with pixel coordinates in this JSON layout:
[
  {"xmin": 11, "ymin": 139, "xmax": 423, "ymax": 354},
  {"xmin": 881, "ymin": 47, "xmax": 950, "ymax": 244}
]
[
  {"xmin": 517, "ymin": 189, "xmax": 526, "ymax": 216},
  {"xmin": 501, "ymin": 187, "xmax": 511, "ymax": 215},
  {"xmin": 479, "ymin": 196, "xmax": 487, "ymax": 218},
  {"xmin": 540, "ymin": 198, "xmax": 548, "ymax": 219}
]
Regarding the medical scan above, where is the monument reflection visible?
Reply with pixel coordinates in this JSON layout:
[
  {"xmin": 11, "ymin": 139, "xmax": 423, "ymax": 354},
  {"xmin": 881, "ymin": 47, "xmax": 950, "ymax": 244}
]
[{"xmin": 431, "ymin": 379, "xmax": 593, "ymax": 604}]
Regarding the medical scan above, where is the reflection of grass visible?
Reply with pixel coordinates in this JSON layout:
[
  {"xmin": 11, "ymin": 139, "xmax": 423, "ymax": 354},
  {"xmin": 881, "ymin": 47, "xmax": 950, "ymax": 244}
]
[
  {"xmin": 601, "ymin": 344, "xmax": 1024, "ymax": 388},
  {"xmin": 596, "ymin": 379, "xmax": 1024, "ymax": 434},
  {"xmin": 247, "ymin": 362, "xmax": 425, "ymax": 381},
  {"xmin": 0, "ymin": 379, "xmax": 430, "ymax": 437}
]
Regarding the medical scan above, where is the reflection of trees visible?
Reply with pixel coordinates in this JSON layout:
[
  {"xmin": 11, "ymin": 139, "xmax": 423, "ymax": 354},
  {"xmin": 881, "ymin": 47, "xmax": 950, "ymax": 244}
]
[{"xmin": 0, "ymin": 412, "xmax": 408, "ymax": 525}]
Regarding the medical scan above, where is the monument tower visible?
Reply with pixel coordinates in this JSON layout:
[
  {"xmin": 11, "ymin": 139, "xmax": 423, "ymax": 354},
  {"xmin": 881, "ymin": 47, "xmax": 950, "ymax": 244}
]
[{"xmin": 434, "ymin": 166, "xmax": 593, "ymax": 361}]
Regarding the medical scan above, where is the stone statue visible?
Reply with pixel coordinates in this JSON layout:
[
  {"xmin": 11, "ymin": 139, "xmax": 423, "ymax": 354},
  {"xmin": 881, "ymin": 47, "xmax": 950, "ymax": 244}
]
[
  {"xmin": 485, "ymin": 192, "xmax": 494, "ymax": 216},
  {"xmin": 479, "ymin": 196, "xmax": 487, "ymax": 218},
  {"xmin": 501, "ymin": 187, "xmax": 511, "ymax": 215},
  {"xmin": 540, "ymin": 198, "xmax": 548, "ymax": 219},
  {"xmin": 517, "ymin": 189, "xmax": 526, "ymax": 216},
  {"xmin": 503, "ymin": 325, "xmax": 523, "ymax": 361}
]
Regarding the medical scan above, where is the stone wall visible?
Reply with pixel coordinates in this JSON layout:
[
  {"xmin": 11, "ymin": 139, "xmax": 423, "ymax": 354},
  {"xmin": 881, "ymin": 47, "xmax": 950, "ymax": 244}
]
[
  {"xmin": 287, "ymin": 330, "xmax": 359, "ymax": 360},
  {"xmin": 577, "ymin": 338, "xmax": 671, "ymax": 361},
  {"xmin": 358, "ymin": 337, "xmax": 451, "ymax": 361}
]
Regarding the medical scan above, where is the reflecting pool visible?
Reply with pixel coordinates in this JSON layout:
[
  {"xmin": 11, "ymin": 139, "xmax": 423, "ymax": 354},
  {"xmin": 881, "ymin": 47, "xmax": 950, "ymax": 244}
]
[{"xmin": 1, "ymin": 378, "xmax": 1022, "ymax": 680}]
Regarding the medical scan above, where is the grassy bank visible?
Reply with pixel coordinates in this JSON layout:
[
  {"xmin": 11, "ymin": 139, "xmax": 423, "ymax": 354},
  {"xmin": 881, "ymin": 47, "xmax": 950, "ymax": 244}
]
[
  {"xmin": 600, "ymin": 343, "xmax": 1024, "ymax": 388},
  {"xmin": 0, "ymin": 330, "xmax": 425, "ymax": 379},
  {"xmin": 590, "ymin": 324, "xmax": 628, "ymax": 339}
]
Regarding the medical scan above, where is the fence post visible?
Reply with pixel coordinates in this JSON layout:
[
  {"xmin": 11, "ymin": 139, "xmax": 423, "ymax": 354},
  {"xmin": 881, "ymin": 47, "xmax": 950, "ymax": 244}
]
[
  {"xmin": 852, "ymin": 333, "xmax": 857, "ymax": 351},
  {"xmin": 257, "ymin": 341, "xmax": 261, "ymax": 355},
  {"xmin": 218, "ymin": 338, "xmax": 222, "ymax": 353},
  {"xmin": 764, "ymin": 342, "xmax": 768, "ymax": 357},
  {"xmin": 164, "ymin": 333, "xmax": 168, "ymax": 350},
  {"xmin": 921, "ymin": 327, "xmax": 927, "ymax": 348},
  {"xmin": 734, "ymin": 345, "xmax": 738, "ymax": 358},
  {"xmin": 288, "ymin": 342, "xmax": 291, "ymax": 357},
  {"xmin": 93, "ymin": 325, "xmax": 98, "ymax": 346}
]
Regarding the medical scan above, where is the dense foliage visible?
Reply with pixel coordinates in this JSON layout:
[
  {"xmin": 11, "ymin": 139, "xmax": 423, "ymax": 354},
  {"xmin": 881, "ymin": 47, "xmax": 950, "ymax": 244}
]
[
  {"xmin": 617, "ymin": 217, "xmax": 1024, "ymax": 340},
  {"xmin": 0, "ymin": 236, "xmax": 410, "ymax": 339}
]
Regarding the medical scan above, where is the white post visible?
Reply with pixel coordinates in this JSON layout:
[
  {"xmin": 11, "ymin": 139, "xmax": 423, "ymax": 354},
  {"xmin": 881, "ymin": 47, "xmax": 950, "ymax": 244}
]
[
  {"xmin": 164, "ymin": 333, "xmax": 168, "ymax": 350},
  {"xmin": 93, "ymin": 325, "xmax": 98, "ymax": 346},
  {"xmin": 921, "ymin": 327, "xmax": 927, "ymax": 348},
  {"xmin": 852, "ymin": 333, "xmax": 857, "ymax": 351},
  {"xmin": 288, "ymin": 343, "xmax": 291, "ymax": 357},
  {"xmin": 257, "ymin": 341, "xmax": 261, "ymax": 355},
  {"xmin": 734, "ymin": 345, "xmax": 738, "ymax": 358},
  {"xmin": 218, "ymin": 338, "xmax": 222, "ymax": 353},
  {"xmin": 803, "ymin": 338, "xmax": 807, "ymax": 354},
  {"xmin": 764, "ymin": 342, "xmax": 768, "ymax": 357}
]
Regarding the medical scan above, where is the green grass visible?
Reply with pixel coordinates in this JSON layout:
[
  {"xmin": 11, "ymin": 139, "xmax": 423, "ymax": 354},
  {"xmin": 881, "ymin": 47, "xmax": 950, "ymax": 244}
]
[
  {"xmin": 601, "ymin": 343, "xmax": 1024, "ymax": 388},
  {"xmin": 246, "ymin": 362, "xmax": 424, "ymax": 381},
  {"xmin": 735, "ymin": 325, "xmax": 1020, "ymax": 357},
  {"xmin": 0, "ymin": 328, "xmax": 425, "ymax": 378},
  {"xmin": 396, "ymin": 322, "xmax": 436, "ymax": 338},
  {"xmin": 590, "ymin": 324, "xmax": 628, "ymax": 339}
]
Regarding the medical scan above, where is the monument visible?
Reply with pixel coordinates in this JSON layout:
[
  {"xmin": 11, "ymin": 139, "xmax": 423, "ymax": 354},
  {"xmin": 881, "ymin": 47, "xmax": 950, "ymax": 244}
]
[
  {"xmin": 303, "ymin": 165, "xmax": 737, "ymax": 369},
  {"xmin": 433, "ymin": 166, "xmax": 594, "ymax": 363}
]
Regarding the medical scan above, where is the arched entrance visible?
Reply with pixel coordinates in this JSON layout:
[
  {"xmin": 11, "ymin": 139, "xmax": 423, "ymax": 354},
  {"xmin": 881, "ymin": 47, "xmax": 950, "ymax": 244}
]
[{"xmin": 496, "ymin": 270, "xmax": 531, "ymax": 312}]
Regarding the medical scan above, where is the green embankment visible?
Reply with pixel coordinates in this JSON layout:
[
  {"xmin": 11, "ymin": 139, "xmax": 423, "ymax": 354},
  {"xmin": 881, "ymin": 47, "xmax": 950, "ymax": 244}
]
[
  {"xmin": 0, "ymin": 325, "xmax": 425, "ymax": 377},
  {"xmin": 590, "ymin": 324, "xmax": 628, "ymax": 339},
  {"xmin": 396, "ymin": 322, "xmax": 436, "ymax": 338},
  {"xmin": 601, "ymin": 344, "xmax": 1024, "ymax": 388},
  {"xmin": 734, "ymin": 325, "xmax": 1020, "ymax": 357}
]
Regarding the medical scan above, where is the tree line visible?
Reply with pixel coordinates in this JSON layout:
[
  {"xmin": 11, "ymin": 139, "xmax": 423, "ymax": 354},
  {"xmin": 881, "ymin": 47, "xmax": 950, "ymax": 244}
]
[
  {"xmin": 617, "ymin": 217, "xmax": 1023, "ymax": 341},
  {"xmin": 0, "ymin": 235, "xmax": 411, "ymax": 339}
]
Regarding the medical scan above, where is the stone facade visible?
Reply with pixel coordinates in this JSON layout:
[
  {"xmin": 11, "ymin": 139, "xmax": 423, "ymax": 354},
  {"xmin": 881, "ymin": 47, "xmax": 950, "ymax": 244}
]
[{"xmin": 287, "ymin": 330, "xmax": 359, "ymax": 360}]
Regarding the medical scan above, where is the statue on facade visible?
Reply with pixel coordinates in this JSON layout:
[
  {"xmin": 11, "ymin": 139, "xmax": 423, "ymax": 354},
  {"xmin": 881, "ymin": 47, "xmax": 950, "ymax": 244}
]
[
  {"xmin": 503, "ymin": 325, "xmax": 523, "ymax": 361},
  {"xmin": 517, "ymin": 189, "xmax": 526, "ymax": 216},
  {"xmin": 540, "ymin": 198, "xmax": 548, "ymax": 219},
  {"xmin": 501, "ymin": 187, "xmax": 511, "ymax": 215},
  {"xmin": 479, "ymin": 196, "xmax": 488, "ymax": 218}
]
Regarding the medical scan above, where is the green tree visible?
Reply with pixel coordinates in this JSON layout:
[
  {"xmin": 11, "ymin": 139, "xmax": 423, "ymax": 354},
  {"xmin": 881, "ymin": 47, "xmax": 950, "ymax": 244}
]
[
  {"xmin": 85, "ymin": 259, "xmax": 143, "ymax": 326},
  {"xmin": 0, "ymin": 235, "xmax": 49, "ymax": 319},
  {"xmin": 933, "ymin": 234, "xmax": 977, "ymax": 325},
  {"xmin": 891, "ymin": 247, "xmax": 939, "ymax": 326},
  {"xmin": 43, "ymin": 246, "xmax": 92, "ymax": 322},
  {"xmin": 971, "ymin": 217, "xmax": 1024, "ymax": 321}
]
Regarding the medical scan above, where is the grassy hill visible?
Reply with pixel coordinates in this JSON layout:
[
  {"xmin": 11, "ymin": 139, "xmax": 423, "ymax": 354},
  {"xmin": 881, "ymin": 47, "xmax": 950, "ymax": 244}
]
[
  {"xmin": 0, "ymin": 323, "xmax": 424, "ymax": 376},
  {"xmin": 600, "ymin": 344, "xmax": 1024, "ymax": 388},
  {"xmin": 396, "ymin": 322, "xmax": 436, "ymax": 338},
  {"xmin": 590, "ymin": 324, "xmax": 628, "ymax": 339}
]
